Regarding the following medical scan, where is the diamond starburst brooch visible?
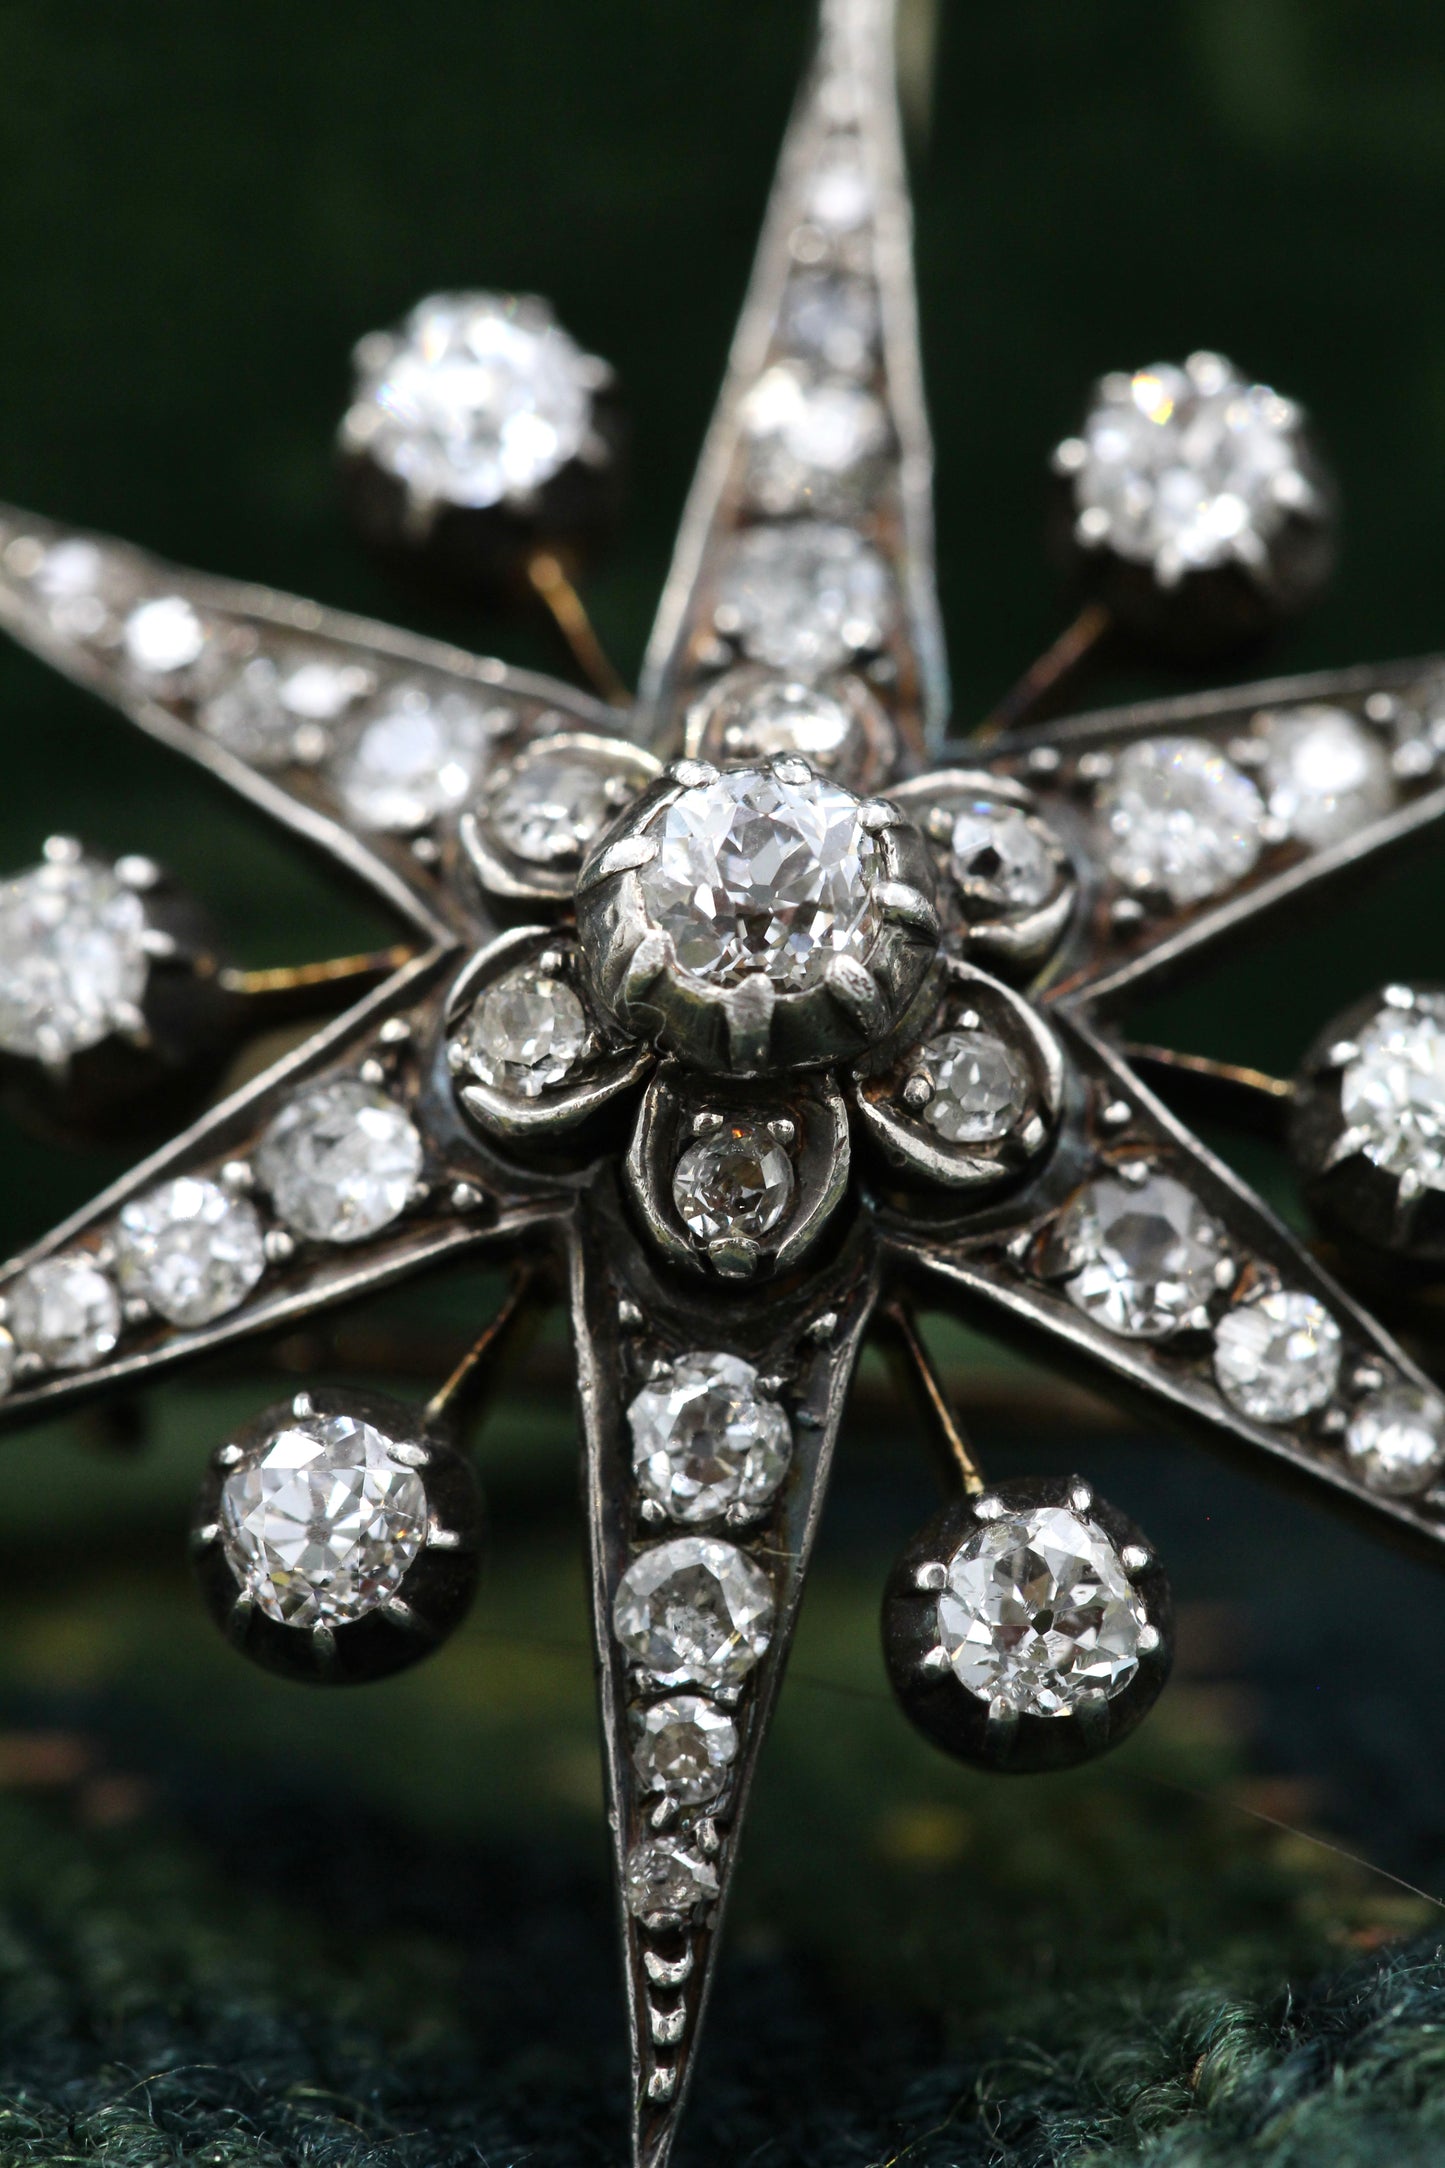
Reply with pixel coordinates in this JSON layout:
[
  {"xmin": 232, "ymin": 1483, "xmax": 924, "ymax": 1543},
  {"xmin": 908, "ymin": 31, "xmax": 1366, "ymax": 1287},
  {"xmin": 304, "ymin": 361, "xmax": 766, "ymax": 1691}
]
[{"xmin": 4, "ymin": 5, "xmax": 1445, "ymax": 2163}]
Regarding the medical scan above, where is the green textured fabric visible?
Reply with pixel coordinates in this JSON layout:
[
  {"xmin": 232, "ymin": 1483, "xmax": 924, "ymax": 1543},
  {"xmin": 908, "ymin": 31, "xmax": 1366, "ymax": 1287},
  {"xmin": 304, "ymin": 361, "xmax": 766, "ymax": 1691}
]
[{"xmin": 1, "ymin": 3, "xmax": 1445, "ymax": 2163}]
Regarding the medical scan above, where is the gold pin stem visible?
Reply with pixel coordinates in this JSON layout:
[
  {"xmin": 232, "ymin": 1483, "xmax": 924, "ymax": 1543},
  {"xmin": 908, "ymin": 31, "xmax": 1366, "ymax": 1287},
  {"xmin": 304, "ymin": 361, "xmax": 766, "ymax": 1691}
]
[
  {"xmin": 878, "ymin": 1298, "xmax": 986, "ymax": 1498},
  {"xmin": 526, "ymin": 551, "xmax": 631, "ymax": 709},
  {"xmin": 974, "ymin": 601, "xmax": 1114, "ymax": 746},
  {"xmin": 220, "ymin": 944, "xmax": 417, "ymax": 1026},
  {"xmin": 424, "ymin": 1264, "xmax": 547, "ymax": 1433},
  {"xmin": 1125, "ymin": 1042, "xmax": 1295, "ymax": 1135}
]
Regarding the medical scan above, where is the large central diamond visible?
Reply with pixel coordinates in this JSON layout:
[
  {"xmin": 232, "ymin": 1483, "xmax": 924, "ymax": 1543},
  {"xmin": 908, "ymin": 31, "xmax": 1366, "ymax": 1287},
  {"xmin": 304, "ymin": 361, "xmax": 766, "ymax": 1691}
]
[{"xmin": 638, "ymin": 766, "xmax": 878, "ymax": 989}]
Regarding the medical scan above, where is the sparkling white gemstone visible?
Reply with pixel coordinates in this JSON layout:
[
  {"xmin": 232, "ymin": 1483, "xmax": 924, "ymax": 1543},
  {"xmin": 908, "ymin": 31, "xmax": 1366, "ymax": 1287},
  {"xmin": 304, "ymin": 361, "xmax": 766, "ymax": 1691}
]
[
  {"xmin": 672, "ymin": 1121, "xmax": 795, "ymax": 1245},
  {"xmin": 779, "ymin": 271, "xmax": 879, "ymax": 374},
  {"xmin": 741, "ymin": 363, "xmax": 888, "ymax": 515},
  {"xmin": 1257, "ymin": 706, "xmax": 1393, "ymax": 849},
  {"xmin": 1340, "ymin": 999, "xmax": 1445, "ymax": 1184},
  {"xmin": 628, "ymin": 1351, "xmax": 791, "ymax": 1522},
  {"xmin": 1057, "ymin": 1171, "xmax": 1228, "ymax": 1339},
  {"xmin": 0, "ymin": 856, "xmax": 149, "ymax": 1062},
  {"xmin": 1345, "ymin": 1384, "xmax": 1445, "ymax": 1496},
  {"xmin": 348, "ymin": 292, "xmax": 595, "ymax": 509},
  {"xmin": 256, "ymin": 1078, "xmax": 423, "ymax": 1244},
  {"xmin": 716, "ymin": 522, "xmax": 894, "ymax": 677},
  {"xmin": 1212, "ymin": 1288, "xmax": 1342, "ymax": 1423},
  {"xmin": 919, "ymin": 1028, "xmax": 1030, "ymax": 1145},
  {"xmin": 487, "ymin": 748, "xmax": 618, "ymax": 866},
  {"xmin": 622, "ymin": 1837, "xmax": 720, "ymax": 1923},
  {"xmin": 630, "ymin": 1694, "xmax": 739, "ymax": 1803},
  {"xmin": 201, "ymin": 655, "xmax": 369, "ymax": 768},
  {"xmin": 219, "ymin": 1410, "xmax": 428, "ymax": 1626},
  {"xmin": 8, "ymin": 1255, "xmax": 120, "ymax": 1370},
  {"xmin": 612, "ymin": 1536, "xmax": 775, "ymax": 1686},
  {"xmin": 332, "ymin": 684, "xmax": 492, "ymax": 831},
  {"xmin": 938, "ymin": 1503, "xmax": 1148, "ymax": 1716},
  {"xmin": 31, "ymin": 539, "xmax": 130, "ymax": 639},
  {"xmin": 702, "ymin": 678, "xmax": 864, "ymax": 774},
  {"xmin": 116, "ymin": 1176, "xmax": 266, "ymax": 1327},
  {"xmin": 1098, "ymin": 736, "xmax": 1264, "ymax": 907},
  {"xmin": 948, "ymin": 799, "xmax": 1061, "ymax": 915},
  {"xmin": 0, "ymin": 1328, "xmax": 15, "ymax": 1399},
  {"xmin": 1070, "ymin": 355, "xmax": 1314, "ymax": 578},
  {"xmin": 639, "ymin": 766, "xmax": 877, "ymax": 988},
  {"xmin": 462, "ymin": 966, "xmax": 590, "ymax": 1098},
  {"xmin": 123, "ymin": 595, "xmax": 207, "ymax": 676}
]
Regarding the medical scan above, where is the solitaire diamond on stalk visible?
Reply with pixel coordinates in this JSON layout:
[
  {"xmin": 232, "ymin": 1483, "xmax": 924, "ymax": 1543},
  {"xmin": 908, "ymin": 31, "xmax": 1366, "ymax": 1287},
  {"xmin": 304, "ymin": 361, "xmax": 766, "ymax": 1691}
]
[
  {"xmin": 1057, "ymin": 1170, "xmax": 1229, "ymax": 1338},
  {"xmin": 672, "ymin": 1121, "xmax": 795, "ymax": 1245},
  {"xmin": 332, "ymin": 684, "xmax": 492, "ymax": 832},
  {"xmin": 1346, "ymin": 1385, "xmax": 1445, "ymax": 1496},
  {"xmin": 628, "ymin": 1351, "xmax": 791, "ymax": 1522},
  {"xmin": 1257, "ymin": 705, "xmax": 1394, "ymax": 849},
  {"xmin": 344, "ymin": 292, "xmax": 597, "ymax": 510},
  {"xmin": 1213, "ymin": 1288, "xmax": 1342, "ymax": 1423},
  {"xmin": 256, "ymin": 1079, "xmax": 423, "ymax": 1244},
  {"xmin": 937, "ymin": 1504, "xmax": 1148, "ymax": 1716},
  {"xmin": 612, "ymin": 1536, "xmax": 774, "ymax": 1686},
  {"xmin": 622, "ymin": 1837, "xmax": 720, "ymax": 1923},
  {"xmin": 920, "ymin": 1028, "xmax": 1030, "ymax": 1145},
  {"xmin": 463, "ymin": 967, "xmax": 590, "ymax": 1097},
  {"xmin": 639, "ymin": 766, "xmax": 878, "ymax": 988},
  {"xmin": 0, "ymin": 855, "xmax": 148, "ymax": 1063},
  {"xmin": 116, "ymin": 1176, "xmax": 266, "ymax": 1326},
  {"xmin": 630, "ymin": 1694, "xmax": 739, "ymax": 1803},
  {"xmin": 8, "ymin": 1255, "xmax": 120, "ymax": 1371},
  {"xmin": 1340, "ymin": 999, "xmax": 1445, "ymax": 1182},
  {"xmin": 715, "ymin": 522, "xmax": 895, "ymax": 676},
  {"xmin": 1098, "ymin": 737, "xmax": 1264, "ymax": 907},
  {"xmin": 219, "ymin": 1411, "xmax": 428, "ymax": 1626},
  {"xmin": 1063, "ymin": 353, "xmax": 1317, "ymax": 581}
]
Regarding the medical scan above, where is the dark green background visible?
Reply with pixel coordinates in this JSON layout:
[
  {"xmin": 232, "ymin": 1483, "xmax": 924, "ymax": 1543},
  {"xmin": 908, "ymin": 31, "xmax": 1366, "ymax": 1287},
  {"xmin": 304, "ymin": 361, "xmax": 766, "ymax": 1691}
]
[{"xmin": 3, "ymin": 7, "xmax": 1445, "ymax": 2162}]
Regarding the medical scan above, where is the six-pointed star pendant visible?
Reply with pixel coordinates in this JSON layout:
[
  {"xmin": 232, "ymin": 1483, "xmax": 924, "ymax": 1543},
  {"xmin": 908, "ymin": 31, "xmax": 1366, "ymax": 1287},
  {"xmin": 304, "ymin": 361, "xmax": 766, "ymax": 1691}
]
[{"xmin": 2, "ymin": 5, "xmax": 1445, "ymax": 2165}]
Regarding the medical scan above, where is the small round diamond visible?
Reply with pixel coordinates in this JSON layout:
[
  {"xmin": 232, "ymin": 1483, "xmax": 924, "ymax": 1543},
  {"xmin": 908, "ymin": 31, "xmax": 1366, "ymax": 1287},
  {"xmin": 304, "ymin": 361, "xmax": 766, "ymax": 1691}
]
[
  {"xmin": 701, "ymin": 678, "xmax": 861, "ymax": 772},
  {"xmin": 1098, "ymin": 737, "xmax": 1264, "ymax": 907},
  {"xmin": 639, "ymin": 766, "xmax": 878, "ymax": 988},
  {"xmin": 741, "ymin": 363, "xmax": 889, "ymax": 515},
  {"xmin": 716, "ymin": 523, "xmax": 894, "ymax": 677},
  {"xmin": 779, "ymin": 272, "xmax": 879, "ymax": 373},
  {"xmin": 673, "ymin": 1121, "xmax": 795, "ymax": 1246},
  {"xmin": 628, "ymin": 1351, "xmax": 791, "ymax": 1523},
  {"xmin": 202, "ymin": 656, "xmax": 368, "ymax": 768},
  {"xmin": 115, "ymin": 1176, "xmax": 266, "ymax": 1326},
  {"xmin": 1257, "ymin": 706, "xmax": 1393, "ymax": 848},
  {"xmin": 612, "ymin": 1536, "xmax": 774, "ymax": 1686},
  {"xmin": 948, "ymin": 800, "xmax": 1061, "ymax": 914},
  {"xmin": 256, "ymin": 1079, "xmax": 423, "ymax": 1244},
  {"xmin": 1339, "ymin": 1000, "xmax": 1445, "ymax": 1184},
  {"xmin": 0, "ymin": 856, "xmax": 148, "ymax": 1062},
  {"xmin": 219, "ymin": 1410, "xmax": 428, "ymax": 1626},
  {"xmin": 332, "ymin": 685, "xmax": 491, "ymax": 832},
  {"xmin": 805, "ymin": 146, "xmax": 871, "ymax": 233},
  {"xmin": 622, "ymin": 1837, "xmax": 720, "ymax": 1923},
  {"xmin": 630, "ymin": 1694, "xmax": 739, "ymax": 1803},
  {"xmin": 487, "ymin": 749, "xmax": 617, "ymax": 866},
  {"xmin": 1057, "ymin": 1171, "xmax": 1228, "ymax": 1339},
  {"xmin": 0, "ymin": 1328, "xmax": 15, "ymax": 1398},
  {"xmin": 938, "ymin": 1503, "xmax": 1148, "ymax": 1715},
  {"xmin": 1345, "ymin": 1384, "xmax": 1445, "ymax": 1497},
  {"xmin": 1070, "ymin": 355, "xmax": 1316, "ymax": 579},
  {"xmin": 9, "ymin": 1255, "xmax": 120, "ymax": 1370},
  {"xmin": 32, "ymin": 539, "xmax": 128, "ymax": 639},
  {"xmin": 462, "ymin": 967, "xmax": 590, "ymax": 1098},
  {"xmin": 123, "ymin": 595, "xmax": 207, "ymax": 676},
  {"xmin": 1212, "ymin": 1288, "xmax": 1342, "ymax": 1423},
  {"xmin": 919, "ymin": 1029, "xmax": 1030, "ymax": 1145},
  {"xmin": 347, "ymin": 292, "xmax": 595, "ymax": 509}
]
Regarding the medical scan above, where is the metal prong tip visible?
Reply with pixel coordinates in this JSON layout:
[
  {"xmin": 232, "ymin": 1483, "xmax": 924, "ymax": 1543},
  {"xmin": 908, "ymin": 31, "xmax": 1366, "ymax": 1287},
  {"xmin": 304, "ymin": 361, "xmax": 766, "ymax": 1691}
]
[
  {"xmin": 450, "ymin": 1181, "xmax": 483, "ymax": 1214},
  {"xmin": 1137, "ymin": 1622, "xmax": 1162, "ymax": 1655},
  {"xmin": 216, "ymin": 1442, "xmax": 245, "ymax": 1468},
  {"xmin": 901, "ymin": 1071, "xmax": 933, "ymax": 1111},
  {"xmin": 425, "ymin": 1522, "xmax": 460, "ymax": 1549},
  {"xmin": 639, "ymin": 1499, "xmax": 667, "ymax": 1526},
  {"xmin": 1068, "ymin": 1480, "xmax": 1094, "ymax": 1513},
  {"xmin": 291, "ymin": 1391, "xmax": 315, "ymax": 1418},
  {"xmin": 263, "ymin": 1230, "xmax": 296, "ymax": 1265},
  {"xmin": 807, "ymin": 1310, "xmax": 838, "ymax": 1343},
  {"xmin": 378, "ymin": 1015, "xmax": 411, "ymax": 1045},
  {"xmin": 913, "ymin": 1560, "xmax": 948, "ymax": 1593},
  {"xmin": 388, "ymin": 1440, "xmax": 430, "ymax": 1469},
  {"xmin": 973, "ymin": 1493, "xmax": 1005, "ymax": 1521},
  {"xmin": 617, "ymin": 1298, "xmax": 644, "ymax": 1331},
  {"xmin": 919, "ymin": 1645, "xmax": 952, "ymax": 1676},
  {"xmin": 1121, "ymin": 1543, "xmax": 1150, "ymax": 1574},
  {"xmin": 1385, "ymin": 984, "xmax": 1417, "ymax": 1010},
  {"xmin": 767, "ymin": 1116, "xmax": 796, "ymax": 1146}
]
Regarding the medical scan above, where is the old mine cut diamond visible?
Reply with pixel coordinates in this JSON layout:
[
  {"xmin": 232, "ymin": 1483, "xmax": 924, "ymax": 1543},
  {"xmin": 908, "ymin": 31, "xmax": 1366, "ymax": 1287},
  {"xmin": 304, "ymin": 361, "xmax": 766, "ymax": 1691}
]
[
  {"xmin": 1340, "ymin": 997, "xmax": 1445, "ymax": 1184},
  {"xmin": 630, "ymin": 1693, "xmax": 739, "ymax": 1803},
  {"xmin": 715, "ymin": 522, "xmax": 895, "ymax": 677},
  {"xmin": 673, "ymin": 1120, "xmax": 795, "ymax": 1245},
  {"xmin": 257, "ymin": 1078, "xmax": 423, "ymax": 1243},
  {"xmin": 8, "ymin": 1255, "xmax": 120, "ymax": 1371},
  {"xmin": 0, "ymin": 856, "xmax": 148, "ymax": 1061},
  {"xmin": 623, "ymin": 1837, "xmax": 720, "ymax": 1923},
  {"xmin": 613, "ymin": 1536, "xmax": 774, "ymax": 1686},
  {"xmin": 332, "ymin": 684, "xmax": 492, "ymax": 832},
  {"xmin": 1257, "ymin": 705, "xmax": 1394, "ymax": 849},
  {"xmin": 920, "ymin": 1028, "xmax": 1030, "ymax": 1145},
  {"xmin": 1346, "ymin": 1384, "xmax": 1445, "ymax": 1496},
  {"xmin": 1057, "ymin": 1171, "xmax": 1229, "ymax": 1338},
  {"xmin": 939, "ymin": 1503, "xmax": 1148, "ymax": 1716},
  {"xmin": 628, "ymin": 1351, "xmax": 791, "ymax": 1522},
  {"xmin": 1212, "ymin": 1288, "xmax": 1341, "ymax": 1424},
  {"xmin": 639, "ymin": 766, "xmax": 878, "ymax": 988},
  {"xmin": 116, "ymin": 1175, "xmax": 266, "ymax": 1326},
  {"xmin": 220, "ymin": 1410, "xmax": 428, "ymax": 1626},
  {"xmin": 463, "ymin": 966, "xmax": 590, "ymax": 1098},
  {"xmin": 488, "ymin": 748, "xmax": 617, "ymax": 867},
  {"xmin": 949, "ymin": 799, "xmax": 1060, "ymax": 915},
  {"xmin": 1098, "ymin": 737, "xmax": 1263, "ymax": 908}
]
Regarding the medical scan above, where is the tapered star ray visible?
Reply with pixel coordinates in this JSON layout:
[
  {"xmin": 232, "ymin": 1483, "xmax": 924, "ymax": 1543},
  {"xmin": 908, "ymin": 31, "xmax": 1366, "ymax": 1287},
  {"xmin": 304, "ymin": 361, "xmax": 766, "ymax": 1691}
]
[{"xmin": 0, "ymin": 3, "xmax": 1441, "ymax": 2165}]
